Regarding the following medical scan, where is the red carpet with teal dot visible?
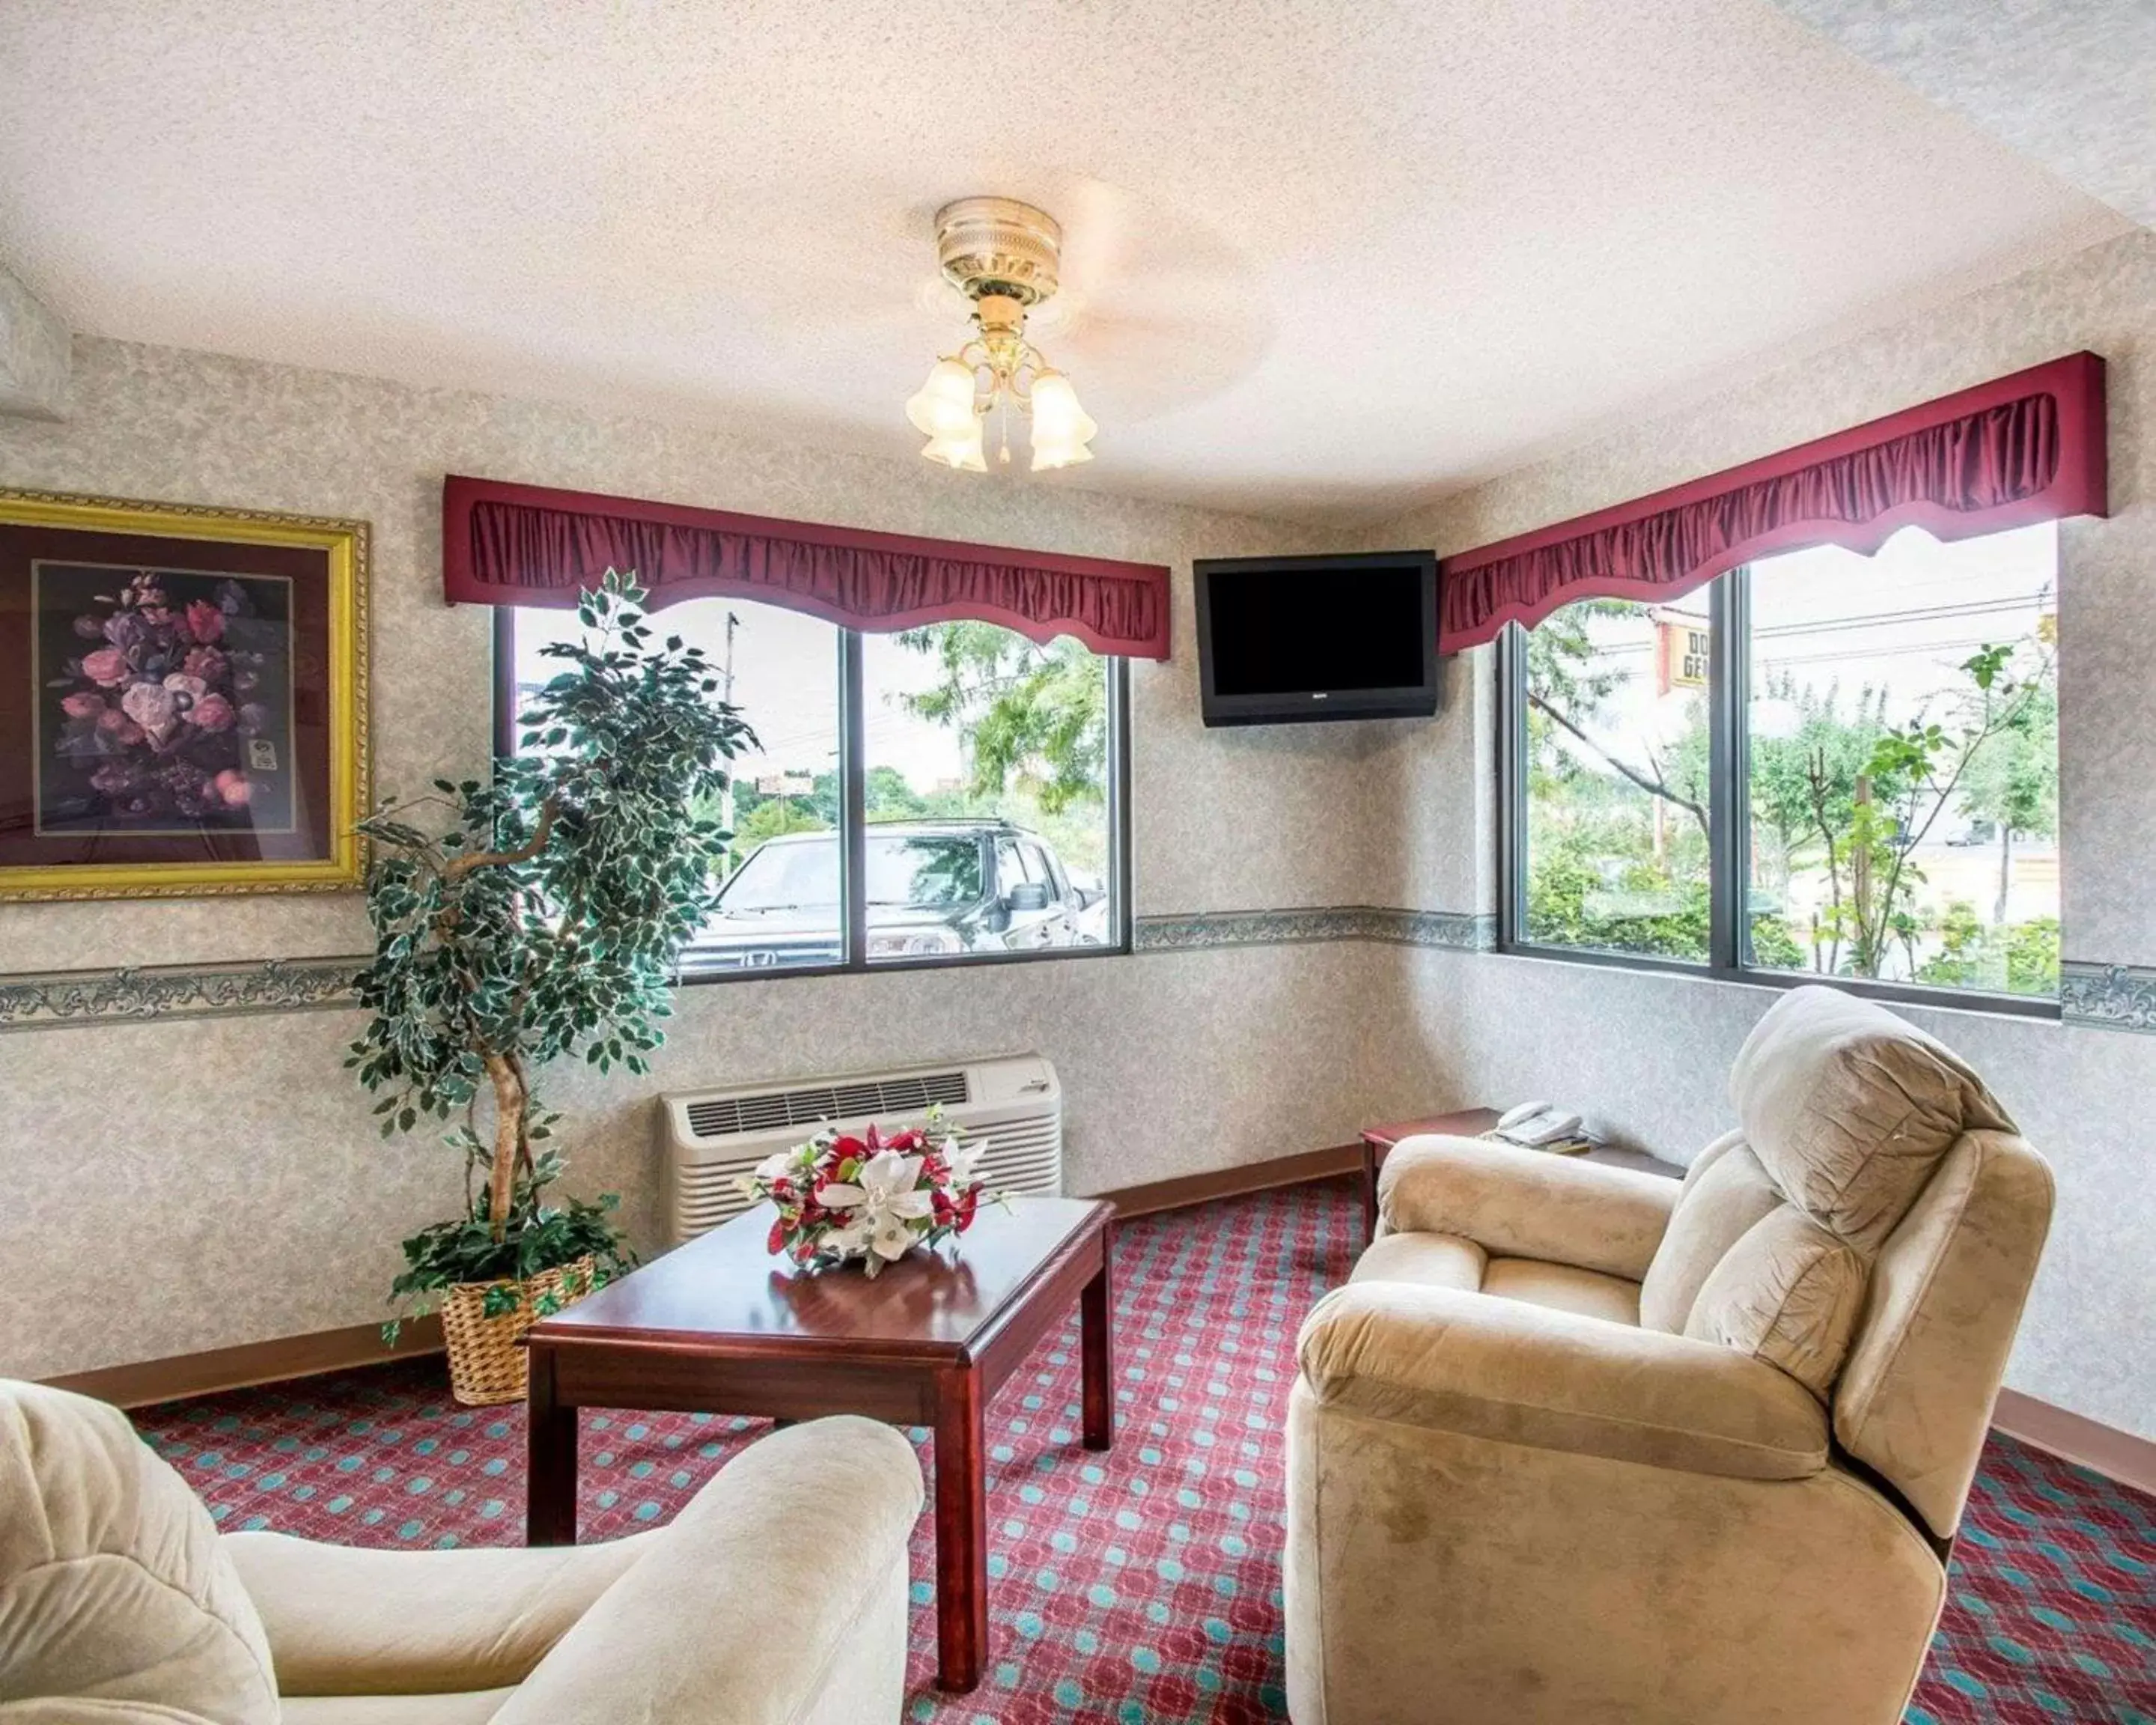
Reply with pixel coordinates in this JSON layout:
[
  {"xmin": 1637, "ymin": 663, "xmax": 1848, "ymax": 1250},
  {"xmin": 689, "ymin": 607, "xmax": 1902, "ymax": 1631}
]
[{"xmin": 135, "ymin": 1179, "xmax": 2156, "ymax": 1724}]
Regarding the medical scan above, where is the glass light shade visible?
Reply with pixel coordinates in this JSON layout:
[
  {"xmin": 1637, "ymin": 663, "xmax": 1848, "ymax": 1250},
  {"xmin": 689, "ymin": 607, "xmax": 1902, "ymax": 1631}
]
[
  {"xmin": 1029, "ymin": 370, "xmax": 1097, "ymax": 472},
  {"xmin": 905, "ymin": 358, "xmax": 980, "ymax": 438},
  {"xmin": 920, "ymin": 416, "xmax": 988, "ymax": 472}
]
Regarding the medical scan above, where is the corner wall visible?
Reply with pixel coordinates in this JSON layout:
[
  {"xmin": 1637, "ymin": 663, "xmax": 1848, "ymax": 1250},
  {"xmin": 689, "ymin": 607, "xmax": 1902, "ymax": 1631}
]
[
  {"xmin": 0, "ymin": 339, "xmax": 1434, "ymax": 1382},
  {"xmin": 1362, "ymin": 227, "xmax": 2156, "ymax": 1440}
]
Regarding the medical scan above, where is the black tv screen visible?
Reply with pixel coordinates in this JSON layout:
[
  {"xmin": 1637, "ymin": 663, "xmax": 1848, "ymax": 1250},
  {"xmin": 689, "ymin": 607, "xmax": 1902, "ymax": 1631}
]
[{"xmin": 1194, "ymin": 550, "xmax": 1440, "ymax": 726}]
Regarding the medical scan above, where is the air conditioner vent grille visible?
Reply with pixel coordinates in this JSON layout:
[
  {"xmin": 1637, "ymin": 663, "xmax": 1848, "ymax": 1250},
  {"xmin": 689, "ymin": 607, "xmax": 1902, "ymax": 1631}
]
[{"xmin": 685, "ymin": 1070, "xmax": 970, "ymax": 1140}]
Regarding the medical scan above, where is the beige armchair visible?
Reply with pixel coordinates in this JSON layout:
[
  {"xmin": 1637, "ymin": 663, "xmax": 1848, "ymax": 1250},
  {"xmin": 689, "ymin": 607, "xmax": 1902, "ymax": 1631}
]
[
  {"xmin": 0, "ymin": 1378, "xmax": 923, "ymax": 1724},
  {"xmin": 1286, "ymin": 985, "xmax": 2052, "ymax": 1725}
]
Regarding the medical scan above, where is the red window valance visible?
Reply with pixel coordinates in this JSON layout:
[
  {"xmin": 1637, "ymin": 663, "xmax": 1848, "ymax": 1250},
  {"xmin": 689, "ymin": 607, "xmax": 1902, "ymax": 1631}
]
[
  {"xmin": 442, "ymin": 475, "xmax": 1172, "ymax": 659},
  {"xmin": 1440, "ymin": 351, "xmax": 2107, "ymax": 653}
]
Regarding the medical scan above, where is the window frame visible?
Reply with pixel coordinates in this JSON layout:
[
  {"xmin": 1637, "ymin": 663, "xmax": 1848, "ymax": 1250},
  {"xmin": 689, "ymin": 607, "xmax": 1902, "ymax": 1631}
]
[
  {"xmin": 493, "ymin": 607, "xmax": 1135, "ymax": 984},
  {"xmin": 1496, "ymin": 563, "xmax": 2061, "ymax": 1021}
]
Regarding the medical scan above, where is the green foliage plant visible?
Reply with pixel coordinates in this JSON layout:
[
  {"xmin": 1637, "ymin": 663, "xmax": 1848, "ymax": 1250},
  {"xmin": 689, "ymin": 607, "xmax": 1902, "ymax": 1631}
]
[
  {"xmin": 348, "ymin": 573, "xmax": 755, "ymax": 1338},
  {"xmin": 1525, "ymin": 588, "xmax": 2059, "ymax": 993},
  {"xmin": 894, "ymin": 623, "xmax": 1107, "ymax": 814},
  {"xmin": 1800, "ymin": 642, "xmax": 2051, "ymax": 981}
]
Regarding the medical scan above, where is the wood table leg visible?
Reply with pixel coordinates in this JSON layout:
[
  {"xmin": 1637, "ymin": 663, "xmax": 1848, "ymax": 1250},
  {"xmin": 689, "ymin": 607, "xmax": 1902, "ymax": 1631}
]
[
  {"xmin": 934, "ymin": 1363, "xmax": 988, "ymax": 1694},
  {"xmin": 1361, "ymin": 1137, "xmax": 1381, "ymax": 1244},
  {"xmin": 1081, "ymin": 1242, "xmax": 1114, "ymax": 1452},
  {"xmin": 525, "ymin": 1344, "xmax": 578, "ymax": 1548}
]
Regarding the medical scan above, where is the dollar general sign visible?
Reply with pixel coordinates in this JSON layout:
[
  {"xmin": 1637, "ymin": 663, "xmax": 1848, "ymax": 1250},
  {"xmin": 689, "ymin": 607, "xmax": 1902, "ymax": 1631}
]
[{"xmin": 1654, "ymin": 610, "xmax": 1709, "ymax": 694}]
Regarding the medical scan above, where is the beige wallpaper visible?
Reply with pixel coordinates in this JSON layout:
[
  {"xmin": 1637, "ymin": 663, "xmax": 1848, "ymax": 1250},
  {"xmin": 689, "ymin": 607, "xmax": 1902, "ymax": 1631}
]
[
  {"xmin": 0, "ymin": 338, "xmax": 1407, "ymax": 976},
  {"xmin": 4, "ymin": 227, "xmax": 2153, "ymax": 1444},
  {"xmin": 1364, "ymin": 226, "xmax": 2156, "ymax": 1440},
  {"xmin": 0, "ymin": 338, "xmax": 1423, "ymax": 1382}
]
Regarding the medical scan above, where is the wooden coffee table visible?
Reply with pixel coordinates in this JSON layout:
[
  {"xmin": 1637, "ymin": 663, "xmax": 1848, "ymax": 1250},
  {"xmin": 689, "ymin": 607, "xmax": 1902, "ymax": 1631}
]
[
  {"xmin": 523, "ymin": 1195, "xmax": 1115, "ymax": 1694},
  {"xmin": 1359, "ymin": 1108, "xmax": 1684, "ymax": 1243}
]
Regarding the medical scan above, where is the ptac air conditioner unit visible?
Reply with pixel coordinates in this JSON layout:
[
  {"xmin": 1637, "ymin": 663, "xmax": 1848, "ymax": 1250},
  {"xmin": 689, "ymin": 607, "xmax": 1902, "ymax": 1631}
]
[{"xmin": 658, "ymin": 1053, "xmax": 1062, "ymax": 1245}]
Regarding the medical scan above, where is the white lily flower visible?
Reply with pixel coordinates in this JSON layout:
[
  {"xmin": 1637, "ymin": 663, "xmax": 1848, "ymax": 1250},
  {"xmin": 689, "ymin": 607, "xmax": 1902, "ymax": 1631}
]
[
  {"xmin": 871, "ymin": 1215, "xmax": 919, "ymax": 1260},
  {"xmin": 752, "ymin": 1150, "xmax": 798, "ymax": 1183},
  {"xmin": 822, "ymin": 1217, "xmax": 875, "ymax": 1259},
  {"xmin": 945, "ymin": 1142, "xmax": 987, "ymax": 1188},
  {"xmin": 859, "ymin": 1151, "xmax": 933, "ymax": 1214}
]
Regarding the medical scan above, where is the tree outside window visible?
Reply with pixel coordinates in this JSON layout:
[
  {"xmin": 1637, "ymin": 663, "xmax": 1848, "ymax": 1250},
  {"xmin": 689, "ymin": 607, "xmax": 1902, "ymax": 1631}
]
[
  {"xmin": 508, "ymin": 600, "xmax": 1121, "ymax": 974},
  {"xmin": 1511, "ymin": 523, "xmax": 2060, "ymax": 1001}
]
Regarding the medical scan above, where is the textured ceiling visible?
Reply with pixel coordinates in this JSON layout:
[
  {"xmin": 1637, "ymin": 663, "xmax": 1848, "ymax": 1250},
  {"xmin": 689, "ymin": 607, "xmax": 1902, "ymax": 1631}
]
[
  {"xmin": 0, "ymin": 1, "xmax": 2128, "ymax": 525},
  {"xmin": 1770, "ymin": 0, "xmax": 2156, "ymax": 230}
]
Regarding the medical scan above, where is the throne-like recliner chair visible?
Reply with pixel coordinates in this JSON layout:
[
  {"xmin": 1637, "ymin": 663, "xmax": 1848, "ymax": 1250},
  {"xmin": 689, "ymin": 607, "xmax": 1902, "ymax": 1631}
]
[{"xmin": 1286, "ymin": 985, "xmax": 2052, "ymax": 1725}]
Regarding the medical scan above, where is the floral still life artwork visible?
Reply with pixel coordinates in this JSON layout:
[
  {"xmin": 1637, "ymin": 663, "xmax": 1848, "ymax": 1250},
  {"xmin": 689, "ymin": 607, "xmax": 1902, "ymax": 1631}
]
[
  {"xmin": 37, "ymin": 565, "xmax": 296, "ymax": 835},
  {"xmin": 743, "ymin": 1108, "xmax": 991, "ymax": 1275},
  {"xmin": 0, "ymin": 489, "xmax": 367, "ymax": 900}
]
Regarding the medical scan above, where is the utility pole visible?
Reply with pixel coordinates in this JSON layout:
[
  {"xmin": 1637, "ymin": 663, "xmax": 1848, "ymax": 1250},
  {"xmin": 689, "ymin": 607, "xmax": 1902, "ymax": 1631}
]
[{"xmin": 719, "ymin": 611, "xmax": 740, "ymax": 865}]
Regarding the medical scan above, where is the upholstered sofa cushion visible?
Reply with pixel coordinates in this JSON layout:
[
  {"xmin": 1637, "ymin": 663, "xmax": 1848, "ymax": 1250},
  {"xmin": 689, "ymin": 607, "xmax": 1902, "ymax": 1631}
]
[
  {"xmin": 1377, "ymin": 1134, "xmax": 1678, "ymax": 1279},
  {"xmin": 278, "ymin": 1693, "xmax": 517, "ymax": 1724},
  {"xmin": 1297, "ymin": 1281, "xmax": 1830, "ymax": 1481},
  {"xmin": 1348, "ymin": 1229, "xmax": 1486, "ymax": 1291},
  {"xmin": 1835, "ymin": 1130, "xmax": 2055, "ymax": 1539},
  {"xmin": 1729, "ymin": 985, "xmax": 2012, "ymax": 1251},
  {"xmin": 0, "ymin": 1381, "xmax": 277, "ymax": 1724},
  {"xmin": 1684, "ymin": 1205, "xmax": 1869, "ymax": 1399},
  {"xmin": 222, "ymin": 1527, "xmax": 657, "ymax": 1695},
  {"xmin": 1482, "ymin": 1257, "xmax": 1641, "ymax": 1326},
  {"xmin": 1639, "ymin": 1136, "xmax": 1785, "ymax": 1333}
]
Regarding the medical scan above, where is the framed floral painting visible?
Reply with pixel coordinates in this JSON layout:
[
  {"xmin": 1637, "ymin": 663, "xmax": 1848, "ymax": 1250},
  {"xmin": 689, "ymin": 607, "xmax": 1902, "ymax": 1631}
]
[{"xmin": 0, "ymin": 489, "xmax": 368, "ymax": 900}]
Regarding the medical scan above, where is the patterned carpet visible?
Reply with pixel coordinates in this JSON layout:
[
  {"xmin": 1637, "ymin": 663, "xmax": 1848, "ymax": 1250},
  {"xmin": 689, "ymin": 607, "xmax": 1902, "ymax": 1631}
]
[{"xmin": 136, "ymin": 1179, "xmax": 2155, "ymax": 1724}]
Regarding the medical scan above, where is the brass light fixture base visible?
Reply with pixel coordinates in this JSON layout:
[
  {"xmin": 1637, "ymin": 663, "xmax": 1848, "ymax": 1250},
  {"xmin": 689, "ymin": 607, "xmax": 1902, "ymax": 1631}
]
[{"xmin": 934, "ymin": 196, "xmax": 1063, "ymax": 306}]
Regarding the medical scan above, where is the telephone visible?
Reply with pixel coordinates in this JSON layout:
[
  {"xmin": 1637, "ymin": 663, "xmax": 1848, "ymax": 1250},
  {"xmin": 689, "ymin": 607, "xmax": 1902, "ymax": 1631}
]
[{"xmin": 1494, "ymin": 1100, "xmax": 1586, "ymax": 1148}]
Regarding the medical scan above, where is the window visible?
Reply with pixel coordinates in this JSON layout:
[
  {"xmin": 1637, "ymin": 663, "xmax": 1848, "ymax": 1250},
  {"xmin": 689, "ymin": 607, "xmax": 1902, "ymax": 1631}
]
[
  {"xmin": 1502, "ymin": 524, "xmax": 2059, "ymax": 1011},
  {"xmin": 502, "ymin": 603, "xmax": 1128, "ymax": 977},
  {"xmin": 1517, "ymin": 592, "xmax": 1713, "ymax": 964},
  {"xmin": 859, "ymin": 625, "xmax": 1117, "ymax": 962}
]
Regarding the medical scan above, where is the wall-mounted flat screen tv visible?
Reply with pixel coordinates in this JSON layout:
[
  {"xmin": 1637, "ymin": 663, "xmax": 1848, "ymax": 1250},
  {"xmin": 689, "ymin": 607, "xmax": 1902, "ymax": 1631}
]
[{"xmin": 1193, "ymin": 550, "xmax": 1440, "ymax": 727}]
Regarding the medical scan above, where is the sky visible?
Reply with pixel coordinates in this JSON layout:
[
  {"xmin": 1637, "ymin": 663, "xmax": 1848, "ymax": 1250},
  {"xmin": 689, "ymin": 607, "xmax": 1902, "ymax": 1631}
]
[
  {"xmin": 1563, "ymin": 522, "xmax": 2057, "ymax": 764},
  {"xmin": 511, "ymin": 600, "xmax": 973, "ymax": 791}
]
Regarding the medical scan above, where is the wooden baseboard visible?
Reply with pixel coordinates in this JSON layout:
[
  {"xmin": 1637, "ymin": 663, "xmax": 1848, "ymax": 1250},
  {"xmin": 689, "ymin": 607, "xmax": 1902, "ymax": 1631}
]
[
  {"xmin": 42, "ymin": 1149, "xmax": 1360, "ymax": 1411},
  {"xmin": 35, "ymin": 1184, "xmax": 2156, "ymax": 1504},
  {"xmin": 1094, "ymin": 1143, "xmax": 1362, "ymax": 1220},
  {"xmin": 43, "ymin": 1315, "xmax": 444, "ymax": 1411},
  {"xmin": 1992, "ymin": 1387, "xmax": 2156, "ymax": 1497}
]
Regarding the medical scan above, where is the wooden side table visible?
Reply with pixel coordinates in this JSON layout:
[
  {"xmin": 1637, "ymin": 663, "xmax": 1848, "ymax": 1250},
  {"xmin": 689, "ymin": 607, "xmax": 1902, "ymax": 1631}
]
[
  {"xmin": 1359, "ymin": 1108, "xmax": 1684, "ymax": 1244},
  {"xmin": 523, "ymin": 1195, "xmax": 1115, "ymax": 1694}
]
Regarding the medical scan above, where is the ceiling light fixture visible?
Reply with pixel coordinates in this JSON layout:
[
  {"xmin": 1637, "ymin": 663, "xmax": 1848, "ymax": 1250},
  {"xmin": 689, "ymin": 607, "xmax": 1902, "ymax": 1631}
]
[{"xmin": 905, "ymin": 197, "xmax": 1097, "ymax": 474}]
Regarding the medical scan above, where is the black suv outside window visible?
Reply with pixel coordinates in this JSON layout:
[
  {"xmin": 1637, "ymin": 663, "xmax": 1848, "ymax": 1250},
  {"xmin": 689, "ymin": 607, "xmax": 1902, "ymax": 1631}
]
[{"xmin": 499, "ymin": 598, "xmax": 1132, "ymax": 979}]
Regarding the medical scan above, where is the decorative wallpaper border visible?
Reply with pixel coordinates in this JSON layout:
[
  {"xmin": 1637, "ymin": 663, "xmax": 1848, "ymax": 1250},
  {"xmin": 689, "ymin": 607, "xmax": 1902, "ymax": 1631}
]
[
  {"xmin": 0, "ymin": 909, "xmax": 1496, "ymax": 1032},
  {"xmin": 2, "ymin": 925, "xmax": 2137, "ymax": 1034},
  {"xmin": 0, "ymin": 958, "xmax": 365, "ymax": 1032},
  {"xmin": 2059, "ymin": 963, "xmax": 2156, "ymax": 1034},
  {"xmin": 1133, "ymin": 906, "xmax": 1496, "ymax": 953}
]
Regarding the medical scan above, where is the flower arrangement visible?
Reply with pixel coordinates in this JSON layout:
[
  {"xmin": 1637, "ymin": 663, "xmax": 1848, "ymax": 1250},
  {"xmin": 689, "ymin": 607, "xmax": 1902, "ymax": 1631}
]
[
  {"xmin": 49, "ymin": 571, "xmax": 277, "ymax": 824},
  {"xmin": 744, "ymin": 1108, "xmax": 989, "ymax": 1276}
]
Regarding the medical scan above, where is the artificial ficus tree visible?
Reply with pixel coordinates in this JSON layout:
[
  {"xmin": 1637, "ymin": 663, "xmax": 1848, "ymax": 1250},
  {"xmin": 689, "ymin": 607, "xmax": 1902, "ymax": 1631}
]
[{"xmin": 347, "ymin": 572, "xmax": 755, "ymax": 1330}]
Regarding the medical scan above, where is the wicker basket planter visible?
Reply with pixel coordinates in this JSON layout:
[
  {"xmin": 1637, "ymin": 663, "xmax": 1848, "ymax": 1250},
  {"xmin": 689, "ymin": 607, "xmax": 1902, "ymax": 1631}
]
[{"xmin": 439, "ymin": 1256, "xmax": 597, "ymax": 1407}]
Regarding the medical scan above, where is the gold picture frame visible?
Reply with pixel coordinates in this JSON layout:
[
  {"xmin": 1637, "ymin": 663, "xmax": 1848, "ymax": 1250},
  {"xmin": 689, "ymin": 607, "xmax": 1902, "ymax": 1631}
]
[{"xmin": 0, "ymin": 487, "xmax": 369, "ymax": 900}]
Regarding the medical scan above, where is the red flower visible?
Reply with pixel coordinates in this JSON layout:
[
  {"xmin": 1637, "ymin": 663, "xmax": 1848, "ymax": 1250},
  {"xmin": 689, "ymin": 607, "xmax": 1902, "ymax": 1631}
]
[
  {"xmin": 831, "ymin": 1135, "xmax": 865, "ymax": 1160},
  {"xmin": 953, "ymin": 1187, "xmax": 980, "ymax": 1231},
  {"xmin": 185, "ymin": 599, "xmax": 226, "ymax": 644},
  {"xmin": 865, "ymin": 1123, "xmax": 883, "ymax": 1151},
  {"xmin": 767, "ymin": 1217, "xmax": 788, "ymax": 1255}
]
